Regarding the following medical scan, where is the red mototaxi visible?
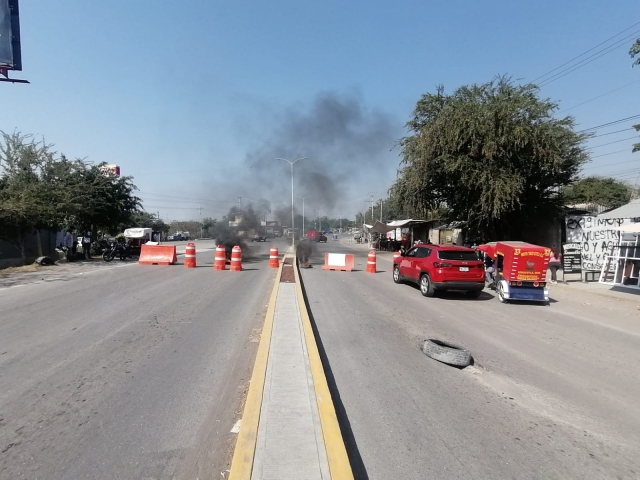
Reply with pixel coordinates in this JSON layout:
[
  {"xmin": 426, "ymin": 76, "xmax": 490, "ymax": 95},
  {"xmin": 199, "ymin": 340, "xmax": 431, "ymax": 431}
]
[{"xmin": 477, "ymin": 241, "xmax": 551, "ymax": 304}]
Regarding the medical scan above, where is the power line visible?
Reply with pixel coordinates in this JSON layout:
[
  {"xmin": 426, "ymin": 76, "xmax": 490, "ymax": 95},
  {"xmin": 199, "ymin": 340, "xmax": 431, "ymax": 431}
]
[
  {"xmin": 587, "ymin": 136, "xmax": 639, "ymax": 149},
  {"xmin": 590, "ymin": 149, "xmax": 631, "ymax": 159},
  {"xmin": 531, "ymin": 21, "xmax": 640, "ymax": 84},
  {"xmin": 539, "ymin": 30, "xmax": 640, "ymax": 86},
  {"xmin": 558, "ymin": 80, "xmax": 640, "ymax": 113},
  {"xmin": 582, "ymin": 158, "xmax": 639, "ymax": 170},
  {"xmin": 577, "ymin": 114, "xmax": 640, "ymax": 133},
  {"xmin": 591, "ymin": 127, "xmax": 636, "ymax": 138}
]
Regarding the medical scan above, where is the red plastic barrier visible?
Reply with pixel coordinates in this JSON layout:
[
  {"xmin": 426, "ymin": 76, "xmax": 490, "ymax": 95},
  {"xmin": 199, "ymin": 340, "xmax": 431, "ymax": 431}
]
[
  {"xmin": 321, "ymin": 253, "xmax": 355, "ymax": 272},
  {"xmin": 139, "ymin": 244, "xmax": 177, "ymax": 265}
]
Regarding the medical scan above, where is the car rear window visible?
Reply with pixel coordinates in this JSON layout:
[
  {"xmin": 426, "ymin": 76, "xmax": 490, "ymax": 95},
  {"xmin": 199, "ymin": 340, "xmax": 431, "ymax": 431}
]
[{"xmin": 437, "ymin": 250, "xmax": 479, "ymax": 261}]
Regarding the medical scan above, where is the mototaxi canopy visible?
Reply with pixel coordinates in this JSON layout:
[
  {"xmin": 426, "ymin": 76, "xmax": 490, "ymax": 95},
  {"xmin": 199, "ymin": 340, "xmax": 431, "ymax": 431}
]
[{"xmin": 123, "ymin": 228, "xmax": 153, "ymax": 239}]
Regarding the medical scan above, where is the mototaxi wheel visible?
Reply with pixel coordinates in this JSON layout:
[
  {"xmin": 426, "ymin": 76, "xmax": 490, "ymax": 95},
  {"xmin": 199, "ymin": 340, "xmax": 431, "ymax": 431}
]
[
  {"xmin": 497, "ymin": 282, "xmax": 508, "ymax": 303},
  {"xmin": 102, "ymin": 251, "xmax": 114, "ymax": 262}
]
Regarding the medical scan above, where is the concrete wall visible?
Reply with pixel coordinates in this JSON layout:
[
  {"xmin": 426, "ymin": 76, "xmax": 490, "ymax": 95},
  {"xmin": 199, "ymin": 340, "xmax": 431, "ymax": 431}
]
[{"xmin": 0, "ymin": 230, "xmax": 59, "ymax": 268}]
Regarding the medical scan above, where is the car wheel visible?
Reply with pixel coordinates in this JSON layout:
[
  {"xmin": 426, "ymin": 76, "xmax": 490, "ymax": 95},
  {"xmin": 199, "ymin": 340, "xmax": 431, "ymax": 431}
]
[
  {"xmin": 393, "ymin": 265, "xmax": 401, "ymax": 284},
  {"xmin": 497, "ymin": 282, "xmax": 507, "ymax": 303},
  {"xmin": 466, "ymin": 290, "xmax": 482, "ymax": 299},
  {"xmin": 420, "ymin": 274, "xmax": 435, "ymax": 297}
]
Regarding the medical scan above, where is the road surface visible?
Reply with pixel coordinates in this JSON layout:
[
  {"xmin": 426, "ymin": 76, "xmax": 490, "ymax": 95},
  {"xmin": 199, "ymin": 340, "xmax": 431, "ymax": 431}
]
[
  {"xmin": 300, "ymin": 239, "xmax": 640, "ymax": 480},
  {"xmin": 0, "ymin": 239, "xmax": 282, "ymax": 479}
]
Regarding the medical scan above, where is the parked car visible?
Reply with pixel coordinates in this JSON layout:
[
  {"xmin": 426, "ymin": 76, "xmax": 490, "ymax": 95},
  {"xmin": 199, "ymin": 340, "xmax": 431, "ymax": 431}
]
[
  {"xmin": 393, "ymin": 244, "xmax": 485, "ymax": 298},
  {"xmin": 251, "ymin": 235, "xmax": 267, "ymax": 242}
]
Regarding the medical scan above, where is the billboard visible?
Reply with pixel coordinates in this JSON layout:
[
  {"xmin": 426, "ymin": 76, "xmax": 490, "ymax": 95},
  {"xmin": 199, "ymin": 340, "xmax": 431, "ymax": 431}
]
[
  {"xmin": 100, "ymin": 164, "xmax": 121, "ymax": 176},
  {"xmin": 0, "ymin": 0, "xmax": 21, "ymax": 71}
]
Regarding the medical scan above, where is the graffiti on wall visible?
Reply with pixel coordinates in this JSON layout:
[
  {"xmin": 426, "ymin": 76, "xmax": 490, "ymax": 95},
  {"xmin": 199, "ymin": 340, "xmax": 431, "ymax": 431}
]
[{"xmin": 565, "ymin": 216, "xmax": 630, "ymax": 271}]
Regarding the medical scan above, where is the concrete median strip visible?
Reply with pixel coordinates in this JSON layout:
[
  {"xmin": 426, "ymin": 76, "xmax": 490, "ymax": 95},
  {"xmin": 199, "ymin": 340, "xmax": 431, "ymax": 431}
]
[
  {"xmin": 294, "ymin": 259, "xmax": 354, "ymax": 480},
  {"xmin": 228, "ymin": 248, "xmax": 353, "ymax": 480},
  {"xmin": 228, "ymin": 251, "xmax": 284, "ymax": 480}
]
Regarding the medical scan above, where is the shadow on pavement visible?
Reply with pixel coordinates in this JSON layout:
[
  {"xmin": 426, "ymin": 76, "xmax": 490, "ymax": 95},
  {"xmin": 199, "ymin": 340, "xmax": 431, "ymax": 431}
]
[{"xmin": 298, "ymin": 270, "xmax": 370, "ymax": 480}]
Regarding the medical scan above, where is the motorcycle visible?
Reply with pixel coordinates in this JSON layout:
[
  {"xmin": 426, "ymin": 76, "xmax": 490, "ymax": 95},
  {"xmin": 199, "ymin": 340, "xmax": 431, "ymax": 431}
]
[{"xmin": 102, "ymin": 242, "xmax": 131, "ymax": 262}]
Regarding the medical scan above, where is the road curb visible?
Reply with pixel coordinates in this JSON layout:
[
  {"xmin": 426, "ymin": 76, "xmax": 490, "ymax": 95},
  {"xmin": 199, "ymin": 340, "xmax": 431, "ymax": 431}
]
[
  {"xmin": 294, "ymin": 256, "xmax": 355, "ymax": 480},
  {"xmin": 227, "ymin": 252, "xmax": 285, "ymax": 480}
]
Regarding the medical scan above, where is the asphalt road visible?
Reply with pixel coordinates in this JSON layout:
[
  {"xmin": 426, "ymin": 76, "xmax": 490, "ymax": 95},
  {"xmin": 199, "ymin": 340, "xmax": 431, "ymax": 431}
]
[
  {"xmin": 300, "ymin": 238, "xmax": 640, "ymax": 480},
  {"xmin": 0, "ymin": 239, "xmax": 284, "ymax": 480}
]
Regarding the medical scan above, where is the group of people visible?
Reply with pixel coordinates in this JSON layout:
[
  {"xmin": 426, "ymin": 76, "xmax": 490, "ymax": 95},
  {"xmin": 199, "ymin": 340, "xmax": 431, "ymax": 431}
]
[{"xmin": 59, "ymin": 231, "xmax": 92, "ymax": 261}]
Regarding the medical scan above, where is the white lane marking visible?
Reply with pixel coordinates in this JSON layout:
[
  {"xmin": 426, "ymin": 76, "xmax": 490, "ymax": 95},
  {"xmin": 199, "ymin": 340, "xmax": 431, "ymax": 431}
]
[{"xmin": 230, "ymin": 419, "xmax": 242, "ymax": 433}]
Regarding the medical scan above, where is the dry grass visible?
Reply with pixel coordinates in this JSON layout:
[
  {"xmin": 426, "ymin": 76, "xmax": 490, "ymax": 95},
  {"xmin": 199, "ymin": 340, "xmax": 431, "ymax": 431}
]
[{"xmin": 0, "ymin": 264, "xmax": 44, "ymax": 275}]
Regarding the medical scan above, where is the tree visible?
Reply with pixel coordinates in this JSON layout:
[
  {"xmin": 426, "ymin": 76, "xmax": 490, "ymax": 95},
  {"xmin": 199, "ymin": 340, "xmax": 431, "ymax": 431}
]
[
  {"xmin": 563, "ymin": 176, "xmax": 631, "ymax": 209},
  {"xmin": 0, "ymin": 131, "xmax": 143, "ymax": 263},
  {"xmin": 396, "ymin": 77, "xmax": 590, "ymax": 241},
  {"xmin": 631, "ymin": 38, "xmax": 640, "ymax": 67},
  {"xmin": 202, "ymin": 217, "xmax": 216, "ymax": 237},
  {"xmin": 0, "ymin": 132, "xmax": 60, "ymax": 261}
]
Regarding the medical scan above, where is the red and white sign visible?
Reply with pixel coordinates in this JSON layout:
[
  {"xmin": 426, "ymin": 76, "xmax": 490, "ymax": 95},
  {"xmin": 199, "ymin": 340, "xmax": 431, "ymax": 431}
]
[{"xmin": 100, "ymin": 164, "xmax": 121, "ymax": 176}]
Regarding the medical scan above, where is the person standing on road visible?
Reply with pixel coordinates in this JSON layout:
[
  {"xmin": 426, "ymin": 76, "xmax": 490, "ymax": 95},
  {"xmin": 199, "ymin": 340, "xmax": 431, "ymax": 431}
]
[
  {"xmin": 83, "ymin": 233, "xmax": 91, "ymax": 259},
  {"xmin": 548, "ymin": 247, "xmax": 562, "ymax": 284},
  {"xmin": 64, "ymin": 230, "xmax": 74, "ymax": 262}
]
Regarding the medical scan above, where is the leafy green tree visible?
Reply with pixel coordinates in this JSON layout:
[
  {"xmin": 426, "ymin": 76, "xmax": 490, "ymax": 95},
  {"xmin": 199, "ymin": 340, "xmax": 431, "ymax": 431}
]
[
  {"xmin": 0, "ymin": 131, "xmax": 142, "ymax": 263},
  {"xmin": 563, "ymin": 176, "xmax": 631, "ymax": 209},
  {"xmin": 631, "ymin": 38, "xmax": 640, "ymax": 67},
  {"xmin": 0, "ymin": 132, "xmax": 60, "ymax": 260},
  {"xmin": 396, "ymin": 77, "xmax": 590, "ymax": 241},
  {"xmin": 202, "ymin": 217, "xmax": 216, "ymax": 237}
]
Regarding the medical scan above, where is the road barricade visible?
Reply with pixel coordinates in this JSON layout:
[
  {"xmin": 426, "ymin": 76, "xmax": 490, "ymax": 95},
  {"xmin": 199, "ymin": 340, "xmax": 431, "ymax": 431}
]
[
  {"xmin": 393, "ymin": 251, "xmax": 401, "ymax": 263},
  {"xmin": 366, "ymin": 250, "xmax": 377, "ymax": 273},
  {"xmin": 269, "ymin": 246, "xmax": 279, "ymax": 268},
  {"xmin": 139, "ymin": 244, "xmax": 177, "ymax": 266},
  {"xmin": 321, "ymin": 253, "xmax": 355, "ymax": 272},
  {"xmin": 230, "ymin": 245, "xmax": 243, "ymax": 271},
  {"xmin": 213, "ymin": 245, "xmax": 226, "ymax": 270},
  {"xmin": 184, "ymin": 242, "xmax": 196, "ymax": 268}
]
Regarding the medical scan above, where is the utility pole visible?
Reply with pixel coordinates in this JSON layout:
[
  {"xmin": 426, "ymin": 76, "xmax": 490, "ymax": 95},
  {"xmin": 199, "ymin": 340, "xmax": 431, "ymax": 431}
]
[
  {"xmin": 380, "ymin": 198, "xmax": 383, "ymax": 222},
  {"xmin": 296, "ymin": 195, "xmax": 311, "ymax": 235}
]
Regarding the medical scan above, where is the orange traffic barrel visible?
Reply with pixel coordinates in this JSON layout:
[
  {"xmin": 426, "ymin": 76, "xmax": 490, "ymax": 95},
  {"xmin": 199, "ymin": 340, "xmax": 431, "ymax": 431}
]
[
  {"xmin": 366, "ymin": 250, "xmax": 377, "ymax": 273},
  {"xmin": 213, "ymin": 245, "xmax": 227, "ymax": 270},
  {"xmin": 184, "ymin": 242, "xmax": 196, "ymax": 268},
  {"xmin": 230, "ymin": 245, "xmax": 243, "ymax": 271},
  {"xmin": 393, "ymin": 251, "xmax": 401, "ymax": 263},
  {"xmin": 269, "ymin": 246, "xmax": 279, "ymax": 268}
]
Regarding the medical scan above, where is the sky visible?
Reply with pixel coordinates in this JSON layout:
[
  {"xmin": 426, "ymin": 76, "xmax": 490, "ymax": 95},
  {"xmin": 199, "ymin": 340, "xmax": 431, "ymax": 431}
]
[{"xmin": 2, "ymin": 0, "xmax": 640, "ymax": 222}]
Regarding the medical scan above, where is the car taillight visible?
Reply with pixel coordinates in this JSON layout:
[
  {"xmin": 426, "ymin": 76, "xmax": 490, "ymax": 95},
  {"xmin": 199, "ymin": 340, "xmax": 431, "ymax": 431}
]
[{"xmin": 433, "ymin": 262, "xmax": 451, "ymax": 268}]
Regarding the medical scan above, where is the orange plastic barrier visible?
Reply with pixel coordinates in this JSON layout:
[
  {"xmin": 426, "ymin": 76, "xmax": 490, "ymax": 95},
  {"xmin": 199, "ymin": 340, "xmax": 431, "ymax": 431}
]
[
  {"xmin": 184, "ymin": 242, "xmax": 196, "ymax": 268},
  {"xmin": 213, "ymin": 245, "xmax": 226, "ymax": 270},
  {"xmin": 139, "ymin": 244, "xmax": 177, "ymax": 266},
  {"xmin": 230, "ymin": 245, "xmax": 243, "ymax": 271},
  {"xmin": 393, "ymin": 251, "xmax": 401, "ymax": 263},
  {"xmin": 321, "ymin": 253, "xmax": 355, "ymax": 272},
  {"xmin": 269, "ymin": 246, "xmax": 279, "ymax": 268},
  {"xmin": 366, "ymin": 250, "xmax": 377, "ymax": 273}
]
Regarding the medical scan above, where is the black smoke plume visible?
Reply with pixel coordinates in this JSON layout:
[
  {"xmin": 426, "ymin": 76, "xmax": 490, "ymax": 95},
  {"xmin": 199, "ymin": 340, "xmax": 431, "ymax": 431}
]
[{"xmin": 207, "ymin": 91, "xmax": 399, "ymax": 220}]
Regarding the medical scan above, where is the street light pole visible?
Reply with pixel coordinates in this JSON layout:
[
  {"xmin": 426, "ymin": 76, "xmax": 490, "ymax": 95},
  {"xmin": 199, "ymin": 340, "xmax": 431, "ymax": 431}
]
[
  {"xmin": 296, "ymin": 195, "xmax": 311, "ymax": 236},
  {"xmin": 276, "ymin": 157, "xmax": 308, "ymax": 243}
]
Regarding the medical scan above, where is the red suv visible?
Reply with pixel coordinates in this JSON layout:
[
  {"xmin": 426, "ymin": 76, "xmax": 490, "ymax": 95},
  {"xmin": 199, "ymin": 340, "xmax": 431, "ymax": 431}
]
[{"xmin": 393, "ymin": 244, "xmax": 485, "ymax": 298}]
